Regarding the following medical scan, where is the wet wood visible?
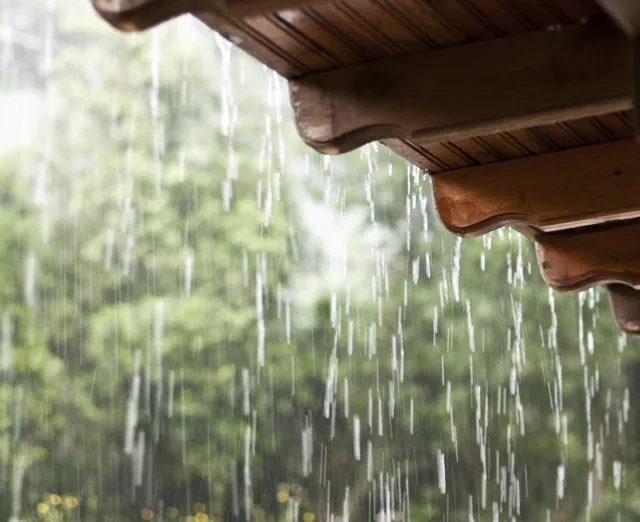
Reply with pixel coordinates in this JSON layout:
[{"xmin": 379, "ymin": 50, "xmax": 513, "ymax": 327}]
[
  {"xmin": 430, "ymin": 139, "xmax": 640, "ymax": 237},
  {"xmin": 290, "ymin": 21, "xmax": 629, "ymax": 154},
  {"xmin": 91, "ymin": 0, "xmax": 322, "ymax": 31},
  {"xmin": 536, "ymin": 220, "xmax": 640, "ymax": 293},
  {"xmin": 607, "ymin": 284, "xmax": 640, "ymax": 335}
]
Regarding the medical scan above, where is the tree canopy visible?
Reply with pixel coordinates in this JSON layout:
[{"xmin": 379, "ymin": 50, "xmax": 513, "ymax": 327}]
[{"xmin": 0, "ymin": 2, "xmax": 639, "ymax": 522}]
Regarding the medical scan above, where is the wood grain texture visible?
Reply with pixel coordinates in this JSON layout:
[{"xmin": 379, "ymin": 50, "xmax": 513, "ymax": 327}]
[
  {"xmin": 430, "ymin": 139, "xmax": 640, "ymax": 237},
  {"xmin": 607, "ymin": 284, "xmax": 640, "ymax": 335},
  {"xmin": 90, "ymin": 0, "xmax": 629, "ymax": 173},
  {"xmin": 290, "ymin": 20, "xmax": 629, "ymax": 154},
  {"xmin": 536, "ymin": 220, "xmax": 640, "ymax": 293}
]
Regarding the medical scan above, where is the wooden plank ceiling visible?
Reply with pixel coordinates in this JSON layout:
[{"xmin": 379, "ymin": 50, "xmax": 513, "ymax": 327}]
[
  {"xmin": 91, "ymin": 0, "xmax": 640, "ymax": 334},
  {"xmin": 94, "ymin": 0, "xmax": 630, "ymax": 171}
]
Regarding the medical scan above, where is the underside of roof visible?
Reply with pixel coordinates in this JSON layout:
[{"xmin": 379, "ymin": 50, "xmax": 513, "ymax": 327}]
[{"xmin": 91, "ymin": 0, "xmax": 640, "ymax": 335}]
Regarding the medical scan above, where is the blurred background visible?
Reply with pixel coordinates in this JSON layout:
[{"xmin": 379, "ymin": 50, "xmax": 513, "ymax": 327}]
[{"xmin": 0, "ymin": 1, "xmax": 638, "ymax": 520}]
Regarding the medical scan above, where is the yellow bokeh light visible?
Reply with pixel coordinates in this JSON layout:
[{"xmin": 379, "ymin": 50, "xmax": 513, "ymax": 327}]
[
  {"xmin": 166, "ymin": 507, "xmax": 179, "ymax": 519},
  {"xmin": 185, "ymin": 517, "xmax": 196, "ymax": 522},
  {"xmin": 37, "ymin": 503, "xmax": 50, "ymax": 515},
  {"xmin": 64, "ymin": 496, "xmax": 79, "ymax": 509},
  {"xmin": 303, "ymin": 513, "xmax": 315, "ymax": 522},
  {"xmin": 50, "ymin": 494, "xmax": 62, "ymax": 505},
  {"xmin": 193, "ymin": 503, "xmax": 206, "ymax": 513},
  {"xmin": 140, "ymin": 508, "xmax": 154, "ymax": 520},
  {"xmin": 276, "ymin": 491, "xmax": 289, "ymax": 503},
  {"xmin": 195, "ymin": 513, "xmax": 209, "ymax": 522}
]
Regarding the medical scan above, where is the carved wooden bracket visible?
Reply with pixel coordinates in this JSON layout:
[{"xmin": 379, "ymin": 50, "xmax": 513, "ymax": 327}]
[
  {"xmin": 536, "ymin": 220, "xmax": 640, "ymax": 293},
  {"xmin": 289, "ymin": 21, "xmax": 629, "ymax": 154},
  {"xmin": 430, "ymin": 139, "xmax": 640, "ymax": 237}
]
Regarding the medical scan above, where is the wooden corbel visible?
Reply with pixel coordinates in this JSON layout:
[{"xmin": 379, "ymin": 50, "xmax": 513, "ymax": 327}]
[
  {"xmin": 430, "ymin": 139, "xmax": 640, "ymax": 237},
  {"xmin": 290, "ymin": 21, "xmax": 628, "ymax": 155},
  {"xmin": 536, "ymin": 220, "xmax": 640, "ymax": 293}
]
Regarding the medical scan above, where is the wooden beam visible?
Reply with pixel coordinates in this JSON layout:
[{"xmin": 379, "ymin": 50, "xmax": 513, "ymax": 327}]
[
  {"xmin": 91, "ymin": 0, "xmax": 322, "ymax": 31},
  {"xmin": 290, "ymin": 21, "xmax": 630, "ymax": 155},
  {"xmin": 607, "ymin": 284, "xmax": 640, "ymax": 335},
  {"xmin": 536, "ymin": 220, "xmax": 640, "ymax": 293},
  {"xmin": 430, "ymin": 140, "xmax": 640, "ymax": 237}
]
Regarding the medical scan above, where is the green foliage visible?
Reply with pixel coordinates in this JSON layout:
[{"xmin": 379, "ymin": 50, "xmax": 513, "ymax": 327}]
[{"xmin": 1, "ymin": 2, "xmax": 639, "ymax": 522}]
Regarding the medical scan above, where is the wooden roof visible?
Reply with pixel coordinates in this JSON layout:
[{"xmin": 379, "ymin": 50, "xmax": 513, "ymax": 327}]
[{"xmin": 91, "ymin": 0, "xmax": 640, "ymax": 334}]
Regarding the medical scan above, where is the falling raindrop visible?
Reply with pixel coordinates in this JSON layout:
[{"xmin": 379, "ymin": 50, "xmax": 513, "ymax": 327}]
[
  {"xmin": 184, "ymin": 255, "xmax": 194, "ymax": 296},
  {"xmin": 437, "ymin": 451, "xmax": 446, "ymax": 494},
  {"xmin": 353, "ymin": 416, "xmax": 361, "ymax": 461},
  {"xmin": 24, "ymin": 252, "xmax": 36, "ymax": 310},
  {"xmin": 1, "ymin": 311, "xmax": 12, "ymax": 375}
]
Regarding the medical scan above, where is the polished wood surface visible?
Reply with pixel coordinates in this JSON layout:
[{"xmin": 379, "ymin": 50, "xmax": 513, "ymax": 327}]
[
  {"xmin": 536, "ymin": 220, "xmax": 640, "ymax": 293},
  {"xmin": 431, "ymin": 139, "xmax": 640, "ymax": 237}
]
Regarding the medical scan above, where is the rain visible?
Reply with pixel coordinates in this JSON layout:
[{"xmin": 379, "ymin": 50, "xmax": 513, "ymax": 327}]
[{"xmin": 0, "ymin": 1, "xmax": 638, "ymax": 522}]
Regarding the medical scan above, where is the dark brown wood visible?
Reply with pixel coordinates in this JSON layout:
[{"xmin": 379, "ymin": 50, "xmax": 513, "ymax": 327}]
[
  {"xmin": 223, "ymin": 0, "xmax": 325, "ymax": 17},
  {"xmin": 290, "ymin": 21, "xmax": 629, "ymax": 154},
  {"xmin": 607, "ymin": 284, "xmax": 640, "ymax": 335},
  {"xmin": 90, "ymin": 0, "xmax": 620, "ymax": 170},
  {"xmin": 536, "ymin": 220, "xmax": 640, "ymax": 293},
  {"xmin": 430, "ymin": 139, "xmax": 640, "ymax": 237},
  {"xmin": 91, "ymin": 0, "xmax": 323, "ymax": 31}
]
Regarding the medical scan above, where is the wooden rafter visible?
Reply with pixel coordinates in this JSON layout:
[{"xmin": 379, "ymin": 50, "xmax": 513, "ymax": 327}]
[
  {"xmin": 290, "ymin": 21, "xmax": 629, "ymax": 154},
  {"xmin": 430, "ymin": 140, "xmax": 640, "ymax": 237},
  {"xmin": 536, "ymin": 220, "xmax": 640, "ymax": 293}
]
